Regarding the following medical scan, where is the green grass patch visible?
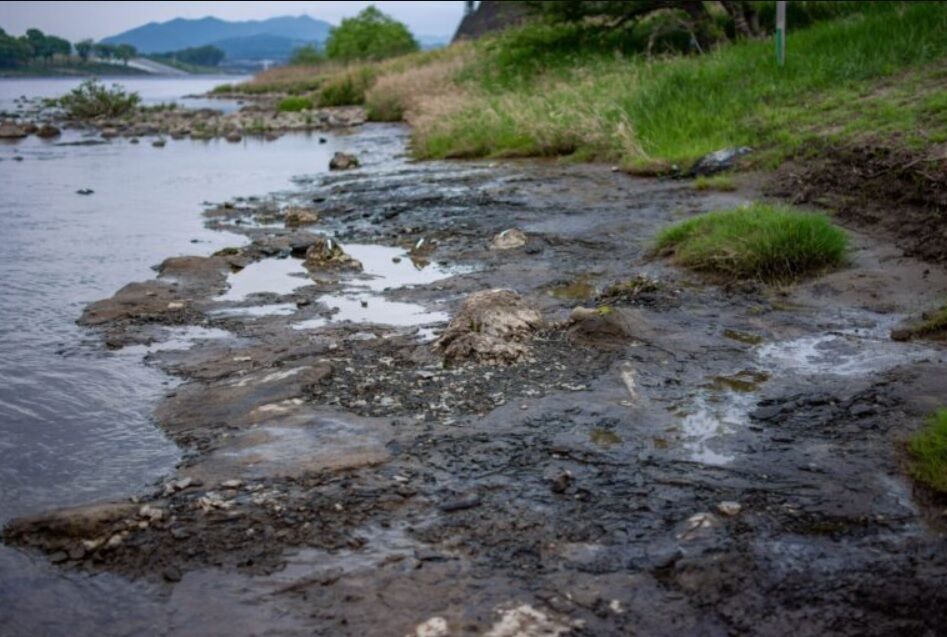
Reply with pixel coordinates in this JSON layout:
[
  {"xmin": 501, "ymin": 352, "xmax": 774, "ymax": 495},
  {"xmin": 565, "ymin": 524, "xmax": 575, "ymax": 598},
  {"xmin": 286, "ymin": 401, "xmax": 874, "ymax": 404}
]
[
  {"xmin": 693, "ymin": 174, "xmax": 737, "ymax": 192},
  {"xmin": 654, "ymin": 203, "xmax": 848, "ymax": 282},
  {"xmin": 892, "ymin": 304, "xmax": 947, "ymax": 341},
  {"xmin": 277, "ymin": 96, "xmax": 314, "ymax": 112},
  {"xmin": 908, "ymin": 409, "xmax": 947, "ymax": 493}
]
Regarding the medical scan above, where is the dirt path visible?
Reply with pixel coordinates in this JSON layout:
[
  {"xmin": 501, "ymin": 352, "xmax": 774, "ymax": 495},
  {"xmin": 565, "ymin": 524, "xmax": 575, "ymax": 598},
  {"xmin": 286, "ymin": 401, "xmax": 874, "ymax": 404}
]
[{"xmin": 5, "ymin": 125, "xmax": 947, "ymax": 636}]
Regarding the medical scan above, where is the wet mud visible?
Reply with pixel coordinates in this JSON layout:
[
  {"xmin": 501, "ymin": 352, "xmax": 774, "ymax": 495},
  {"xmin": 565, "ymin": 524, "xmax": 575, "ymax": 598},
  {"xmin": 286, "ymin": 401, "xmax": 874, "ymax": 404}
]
[{"xmin": 5, "ymin": 125, "xmax": 947, "ymax": 636}]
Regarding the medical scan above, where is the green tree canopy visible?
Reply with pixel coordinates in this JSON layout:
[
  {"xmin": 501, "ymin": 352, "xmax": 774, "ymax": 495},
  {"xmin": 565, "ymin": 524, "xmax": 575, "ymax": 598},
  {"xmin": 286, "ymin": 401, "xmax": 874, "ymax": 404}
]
[
  {"xmin": 93, "ymin": 42, "xmax": 115, "ymax": 60},
  {"xmin": 0, "ymin": 30, "xmax": 32, "ymax": 68},
  {"xmin": 114, "ymin": 43, "xmax": 137, "ymax": 64},
  {"xmin": 325, "ymin": 6, "xmax": 419, "ymax": 61},
  {"xmin": 289, "ymin": 44, "xmax": 324, "ymax": 65},
  {"xmin": 75, "ymin": 39, "xmax": 94, "ymax": 61}
]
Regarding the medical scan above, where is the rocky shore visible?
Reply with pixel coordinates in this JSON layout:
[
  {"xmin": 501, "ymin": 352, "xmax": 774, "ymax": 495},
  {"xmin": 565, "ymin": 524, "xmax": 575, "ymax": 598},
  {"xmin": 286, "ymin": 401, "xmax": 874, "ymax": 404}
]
[{"xmin": 4, "ymin": 124, "xmax": 947, "ymax": 636}]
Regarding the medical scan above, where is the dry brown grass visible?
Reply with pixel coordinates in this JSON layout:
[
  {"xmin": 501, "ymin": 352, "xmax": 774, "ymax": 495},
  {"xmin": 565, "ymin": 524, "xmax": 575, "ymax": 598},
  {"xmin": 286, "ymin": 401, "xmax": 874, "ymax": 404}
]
[{"xmin": 365, "ymin": 50, "xmax": 470, "ymax": 122}]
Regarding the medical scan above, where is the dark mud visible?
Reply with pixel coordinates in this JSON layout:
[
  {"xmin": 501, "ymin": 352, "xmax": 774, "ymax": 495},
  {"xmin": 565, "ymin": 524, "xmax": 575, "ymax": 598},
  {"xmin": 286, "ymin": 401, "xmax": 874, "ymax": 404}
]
[
  {"xmin": 772, "ymin": 141, "xmax": 947, "ymax": 263},
  {"xmin": 5, "ymin": 125, "xmax": 947, "ymax": 636}
]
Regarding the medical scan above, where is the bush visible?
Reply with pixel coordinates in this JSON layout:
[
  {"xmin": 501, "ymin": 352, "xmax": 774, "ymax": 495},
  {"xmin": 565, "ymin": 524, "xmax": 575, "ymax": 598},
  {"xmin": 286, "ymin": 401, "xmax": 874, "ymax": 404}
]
[
  {"xmin": 278, "ymin": 96, "xmax": 314, "ymax": 112},
  {"xmin": 290, "ymin": 45, "xmax": 324, "ymax": 66},
  {"xmin": 57, "ymin": 79, "xmax": 141, "ymax": 119},
  {"xmin": 908, "ymin": 409, "xmax": 947, "ymax": 493},
  {"xmin": 325, "ymin": 6, "xmax": 419, "ymax": 62},
  {"xmin": 318, "ymin": 66, "xmax": 377, "ymax": 106},
  {"xmin": 654, "ymin": 203, "xmax": 848, "ymax": 281}
]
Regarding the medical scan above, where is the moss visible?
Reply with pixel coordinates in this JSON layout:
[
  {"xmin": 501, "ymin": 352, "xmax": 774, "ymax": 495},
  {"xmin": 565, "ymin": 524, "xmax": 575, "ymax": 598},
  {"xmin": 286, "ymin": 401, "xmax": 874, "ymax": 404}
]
[
  {"xmin": 891, "ymin": 305, "xmax": 947, "ymax": 341},
  {"xmin": 908, "ymin": 409, "xmax": 947, "ymax": 493},
  {"xmin": 654, "ymin": 202, "xmax": 848, "ymax": 282}
]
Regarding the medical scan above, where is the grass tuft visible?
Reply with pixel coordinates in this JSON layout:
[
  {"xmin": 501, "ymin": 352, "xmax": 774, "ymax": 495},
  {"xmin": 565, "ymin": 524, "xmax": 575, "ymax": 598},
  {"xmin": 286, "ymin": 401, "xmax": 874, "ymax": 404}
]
[
  {"xmin": 277, "ymin": 96, "xmax": 314, "ymax": 112},
  {"xmin": 693, "ymin": 174, "xmax": 737, "ymax": 192},
  {"xmin": 654, "ymin": 203, "xmax": 848, "ymax": 282},
  {"xmin": 908, "ymin": 409, "xmax": 947, "ymax": 493}
]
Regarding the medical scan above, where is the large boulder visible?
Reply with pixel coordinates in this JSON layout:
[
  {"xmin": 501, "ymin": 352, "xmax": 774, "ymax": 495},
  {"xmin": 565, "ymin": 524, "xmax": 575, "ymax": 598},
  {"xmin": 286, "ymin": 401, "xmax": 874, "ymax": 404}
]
[
  {"xmin": 434, "ymin": 289, "xmax": 543, "ymax": 363},
  {"xmin": 303, "ymin": 237, "xmax": 363, "ymax": 272},
  {"xmin": 35, "ymin": 123, "xmax": 61, "ymax": 138},
  {"xmin": 687, "ymin": 147, "xmax": 751, "ymax": 177},
  {"xmin": 329, "ymin": 151, "xmax": 360, "ymax": 170},
  {"xmin": 0, "ymin": 120, "xmax": 27, "ymax": 139}
]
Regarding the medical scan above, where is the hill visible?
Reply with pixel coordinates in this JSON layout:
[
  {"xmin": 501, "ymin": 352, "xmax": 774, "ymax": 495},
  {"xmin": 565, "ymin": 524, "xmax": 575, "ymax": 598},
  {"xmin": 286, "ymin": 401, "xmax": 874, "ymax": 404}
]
[{"xmin": 101, "ymin": 15, "xmax": 332, "ymax": 58}]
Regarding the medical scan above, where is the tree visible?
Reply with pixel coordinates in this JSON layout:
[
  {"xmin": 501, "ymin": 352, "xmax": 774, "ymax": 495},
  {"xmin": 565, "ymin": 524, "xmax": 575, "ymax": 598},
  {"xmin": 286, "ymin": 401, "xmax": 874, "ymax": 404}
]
[
  {"xmin": 25, "ymin": 28, "xmax": 46, "ymax": 61},
  {"xmin": 76, "ymin": 39, "xmax": 93, "ymax": 62},
  {"xmin": 526, "ymin": 1, "xmax": 720, "ymax": 52},
  {"xmin": 289, "ymin": 44, "xmax": 324, "ymax": 65},
  {"xmin": 157, "ymin": 45, "xmax": 225, "ymax": 67},
  {"xmin": 93, "ymin": 42, "xmax": 115, "ymax": 60},
  {"xmin": 114, "ymin": 43, "xmax": 137, "ymax": 65},
  {"xmin": 0, "ymin": 29, "xmax": 32, "ymax": 68},
  {"xmin": 45, "ymin": 35, "xmax": 71, "ymax": 62},
  {"xmin": 325, "ymin": 6, "xmax": 419, "ymax": 61}
]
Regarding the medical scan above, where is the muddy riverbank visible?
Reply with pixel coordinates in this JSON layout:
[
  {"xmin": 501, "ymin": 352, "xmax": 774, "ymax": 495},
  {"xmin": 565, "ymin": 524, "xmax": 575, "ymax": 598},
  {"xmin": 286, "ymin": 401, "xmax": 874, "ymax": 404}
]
[{"xmin": 5, "ymin": 123, "xmax": 947, "ymax": 636}]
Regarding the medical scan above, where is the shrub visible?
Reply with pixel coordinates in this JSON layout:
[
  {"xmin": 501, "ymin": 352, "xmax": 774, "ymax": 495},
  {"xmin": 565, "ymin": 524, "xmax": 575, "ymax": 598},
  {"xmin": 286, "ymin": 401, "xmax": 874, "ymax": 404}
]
[
  {"xmin": 654, "ymin": 203, "xmax": 848, "ymax": 281},
  {"xmin": 290, "ymin": 45, "xmax": 324, "ymax": 66},
  {"xmin": 908, "ymin": 409, "xmax": 947, "ymax": 493},
  {"xmin": 57, "ymin": 79, "xmax": 141, "ymax": 119},
  {"xmin": 278, "ymin": 96, "xmax": 314, "ymax": 112},
  {"xmin": 318, "ymin": 66, "xmax": 376, "ymax": 106},
  {"xmin": 325, "ymin": 6, "xmax": 419, "ymax": 62}
]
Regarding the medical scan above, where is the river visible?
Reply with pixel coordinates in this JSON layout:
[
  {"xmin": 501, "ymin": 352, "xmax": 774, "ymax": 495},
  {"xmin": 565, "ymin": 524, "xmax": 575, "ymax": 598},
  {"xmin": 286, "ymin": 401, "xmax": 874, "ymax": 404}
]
[{"xmin": 0, "ymin": 76, "xmax": 342, "ymax": 635}]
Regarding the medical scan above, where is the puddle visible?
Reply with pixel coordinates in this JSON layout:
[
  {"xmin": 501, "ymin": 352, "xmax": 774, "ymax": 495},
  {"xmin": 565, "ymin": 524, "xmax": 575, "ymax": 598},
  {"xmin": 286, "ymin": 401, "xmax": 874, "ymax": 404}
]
[
  {"xmin": 209, "ymin": 303, "xmax": 298, "ymax": 318},
  {"xmin": 707, "ymin": 370, "xmax": 770, "ymax": 393},
  {"xmin": 676, "ymin": 392, "xmax": 756, "ymax": 465},
  {"xmin": 124, "ymin": 326, "xmax": 231, "ymax": 355},
  {"xmin": 758, "ymin": 315, "xmax": 940, "ymax": 377},
  {"xmin": 294, "ymin": 243, "xmax": 468, "ymax": 332},
  {"xmin": 218, "ymin": 258, "xmax": 307, "ymax": 302},
  {"xmin": 548, "ymin": 277, "xmax": 597, "ymax": 301}
]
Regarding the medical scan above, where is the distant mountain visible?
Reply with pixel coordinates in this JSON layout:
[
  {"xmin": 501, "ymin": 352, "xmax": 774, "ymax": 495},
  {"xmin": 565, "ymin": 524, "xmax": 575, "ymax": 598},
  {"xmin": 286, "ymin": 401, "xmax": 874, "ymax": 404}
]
[
  {"xmin": 210, "ymin": 34, "xmax": 315, "ymax": 61},
  {"xmin": 101, "ymin": 15, "xmax": 332, "ymax": 58}
]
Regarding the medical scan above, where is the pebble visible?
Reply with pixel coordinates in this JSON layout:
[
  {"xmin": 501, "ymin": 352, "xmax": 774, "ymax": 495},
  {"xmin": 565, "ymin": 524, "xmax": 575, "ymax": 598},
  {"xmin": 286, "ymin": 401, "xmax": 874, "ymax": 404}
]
[
  {"xmin": 162, "ymin": 566, "xmax": 182, "ymax": 583},
  {"xmin": 439, "ymin": 494, "xmax": 481, "ymax": 512},
  {"xmin": 717, "ymin": 501, "xmax": 742, "ymax": 517}
]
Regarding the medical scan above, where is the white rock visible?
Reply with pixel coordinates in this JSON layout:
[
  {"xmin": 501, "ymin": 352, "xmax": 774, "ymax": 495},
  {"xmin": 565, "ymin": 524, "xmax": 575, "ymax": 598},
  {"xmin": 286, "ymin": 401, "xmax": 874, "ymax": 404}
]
[
  {"xmin": 717, "ymin": 501, "xmax": 743, "ymax": 517},
  {"xmin": 490, "ymin": 228, "xmax": 527, "ymax": 250},
  {"xmin": 411, "ymin": 617, "xmax": 449, "ymax": 637}
]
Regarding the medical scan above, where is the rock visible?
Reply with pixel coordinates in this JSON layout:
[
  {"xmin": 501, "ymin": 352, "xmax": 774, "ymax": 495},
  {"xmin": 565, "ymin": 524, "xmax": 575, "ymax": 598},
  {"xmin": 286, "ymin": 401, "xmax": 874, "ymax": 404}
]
[
  {"xmin": 318, "ymin": 137, "xmax": 327, "ymax": 144},
  {"xmin": 170, "ymin": 130, "xmax": 187, "ymax": 140},
  {"xmin": 687, "ymin": 147, "xmax": 751, "ymax": 177},
  {"xmin": 409, "ymin": 237, "xmax": 436, "ymax": 257},
  {"xmin": 3, "ymin": 501, "xmax": 137, "ymax": 551},
  {"xmin": 283, "ymin": 207, "xmax": 320, "ymax": 227},
  {"xmin": 21, "ymin": 121, "xmax": 38, "ymax": 134},
  {"xmin": 35, "ymin": 123, "xmax": 61, "ymax": 138},
  {"xmin": 264, "ymin": 132, "xmax": 281, "ymax": 141},
  {"xmin": 0, "ymin": 120, "xmax": 28, "ymax": 138},
  {"xmin": 329, "ymin": 151, "xmax": 359, "ymax": 170},
  {"xmin": 76, "ymin": 188, "xmax": 94, "ymax": 195},
  {"xmin": 152, "ymin": 138, "xmax": 166, "ymax": 148},
  {"xmin": 439, "ymin": 494, "xmax": 482, "ymax": 512},
  {"xmin": 162, "ymin": 566, "xmax": 182, "ymax": 583},
  {"xmin": 100, "ymin": 128, "xmax": 119, "ymax": 139},
  {"xmin": 567, "ymin": 306, "xmax": 642, "ymax": 349},
  {"xmin": 434, "ymin": 289, "xmax": 544, "ymax": 363},
  {"xmin": 413, "ymin": 616, "xmax": 449, "ymax": 637},
  {"xmin": 129, "ymin": 137, "xmax": 139, "ymax": 144},
  {"xmin": 225, "ymin": 131, "xmax": 242, "ymax": 143},
  {"xmin": 717, "ymin": 501, "xmax": 742, "ymax": 517},
  {"xmin": 303, "ymin": 237, "xmax": 363, "ymax": 272},
  {"xmin": 490, "ymin": 228, "xmax": 527, "ymax": 250},
  {"xmin": 550, "ymin": 471, "xmax": 572, "ymax": 494}
]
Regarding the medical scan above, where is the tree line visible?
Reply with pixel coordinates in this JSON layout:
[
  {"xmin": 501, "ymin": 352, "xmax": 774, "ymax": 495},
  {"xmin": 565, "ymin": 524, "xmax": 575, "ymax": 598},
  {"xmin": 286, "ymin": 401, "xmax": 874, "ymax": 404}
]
[{"xmin": 0, "ymin": 27, "xmax": 138, "ymax": 68}]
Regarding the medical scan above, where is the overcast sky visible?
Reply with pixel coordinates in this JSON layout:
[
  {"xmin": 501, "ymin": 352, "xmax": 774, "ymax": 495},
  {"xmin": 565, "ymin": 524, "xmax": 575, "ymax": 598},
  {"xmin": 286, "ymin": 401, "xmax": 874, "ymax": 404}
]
[{"xmin": 0, "ymin": 1, "xmax": 467, "ymax": 40}]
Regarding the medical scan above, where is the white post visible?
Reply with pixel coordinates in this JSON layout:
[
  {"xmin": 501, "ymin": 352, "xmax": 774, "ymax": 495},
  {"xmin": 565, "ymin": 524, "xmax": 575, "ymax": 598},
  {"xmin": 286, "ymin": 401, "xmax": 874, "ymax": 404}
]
[{"xmin": 776, "ymin": 1, "xmax": 787, "ymax": 67}]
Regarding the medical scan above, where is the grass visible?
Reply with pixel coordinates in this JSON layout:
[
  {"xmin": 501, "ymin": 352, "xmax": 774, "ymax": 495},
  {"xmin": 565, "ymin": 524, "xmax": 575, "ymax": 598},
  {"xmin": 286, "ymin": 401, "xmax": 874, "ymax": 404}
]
[
  {"xmin": 693, "ymin": 174, "xmax": 737, "ymax": 192},
  {"xmin": 908, "ymin": 409, "xmax": 947, "ymax": 493},
  {"xmin": 411, "ymin": 1, "xmax": 947, "ymax": 166},
  {"xmin": 277, "ymin": 96, "xmax": 314, "ymax": 112},
  {"xmin": 654, "ymin": 202, "xmax": 848, "ymax": 282}
]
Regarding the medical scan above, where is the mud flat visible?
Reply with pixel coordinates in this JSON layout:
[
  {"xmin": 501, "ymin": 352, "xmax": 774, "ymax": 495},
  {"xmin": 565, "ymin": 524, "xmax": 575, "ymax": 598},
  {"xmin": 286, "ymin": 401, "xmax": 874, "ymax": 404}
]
[{"xmin": 5, "ymin": 125, "xmax": 947, "ymax": 636}]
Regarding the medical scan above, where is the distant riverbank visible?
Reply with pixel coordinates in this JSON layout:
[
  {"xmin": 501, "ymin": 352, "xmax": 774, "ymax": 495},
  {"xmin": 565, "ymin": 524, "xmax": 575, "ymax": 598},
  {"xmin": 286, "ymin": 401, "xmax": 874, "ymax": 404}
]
[{"xmin": 0, "ymin": 60, "xmax": 153, "ymax": 78}]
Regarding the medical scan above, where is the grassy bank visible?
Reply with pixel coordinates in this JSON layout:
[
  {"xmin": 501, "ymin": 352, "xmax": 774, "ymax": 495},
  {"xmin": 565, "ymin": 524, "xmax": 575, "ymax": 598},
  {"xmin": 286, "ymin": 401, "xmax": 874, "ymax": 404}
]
[
  {"xmin": 229, "ymin": 2, "xmax": 947, "ymax": 168},
  {"xmin": 0, "ymin": 60, "xmax": 149, "ymax": 77}
]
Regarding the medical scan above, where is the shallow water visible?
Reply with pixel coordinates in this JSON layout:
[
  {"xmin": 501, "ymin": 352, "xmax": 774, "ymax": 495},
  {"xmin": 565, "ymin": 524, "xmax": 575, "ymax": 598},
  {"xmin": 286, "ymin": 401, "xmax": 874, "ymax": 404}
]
[
  {"xmin": 0, "ymin": 76, "xmax": 248, "ymax": 114},
  {"xmin": 0, "ymin": 77, "xmax": 349, "ymax": 633}
]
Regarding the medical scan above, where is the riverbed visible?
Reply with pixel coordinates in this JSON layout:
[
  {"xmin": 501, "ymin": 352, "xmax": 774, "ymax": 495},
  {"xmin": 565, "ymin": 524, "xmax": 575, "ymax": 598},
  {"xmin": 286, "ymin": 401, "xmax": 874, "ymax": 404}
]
[{"xmin": 3, "ymin": 76, "xmax": 947, "ymax": 636}]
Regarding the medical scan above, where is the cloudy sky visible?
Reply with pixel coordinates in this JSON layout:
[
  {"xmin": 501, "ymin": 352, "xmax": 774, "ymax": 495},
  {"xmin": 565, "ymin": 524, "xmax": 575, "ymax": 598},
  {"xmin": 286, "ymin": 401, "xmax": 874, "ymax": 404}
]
[{"xmin": 0, "ymin": 1, "xmax": 467, "ymax": 40}]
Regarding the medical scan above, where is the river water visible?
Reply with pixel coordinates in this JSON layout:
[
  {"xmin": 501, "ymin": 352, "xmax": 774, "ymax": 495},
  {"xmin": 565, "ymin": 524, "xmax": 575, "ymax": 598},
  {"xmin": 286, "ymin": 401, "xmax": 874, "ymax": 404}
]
[{"xmin": 0, "ymin": 77, "xmax": 343, "ymax": 634}]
